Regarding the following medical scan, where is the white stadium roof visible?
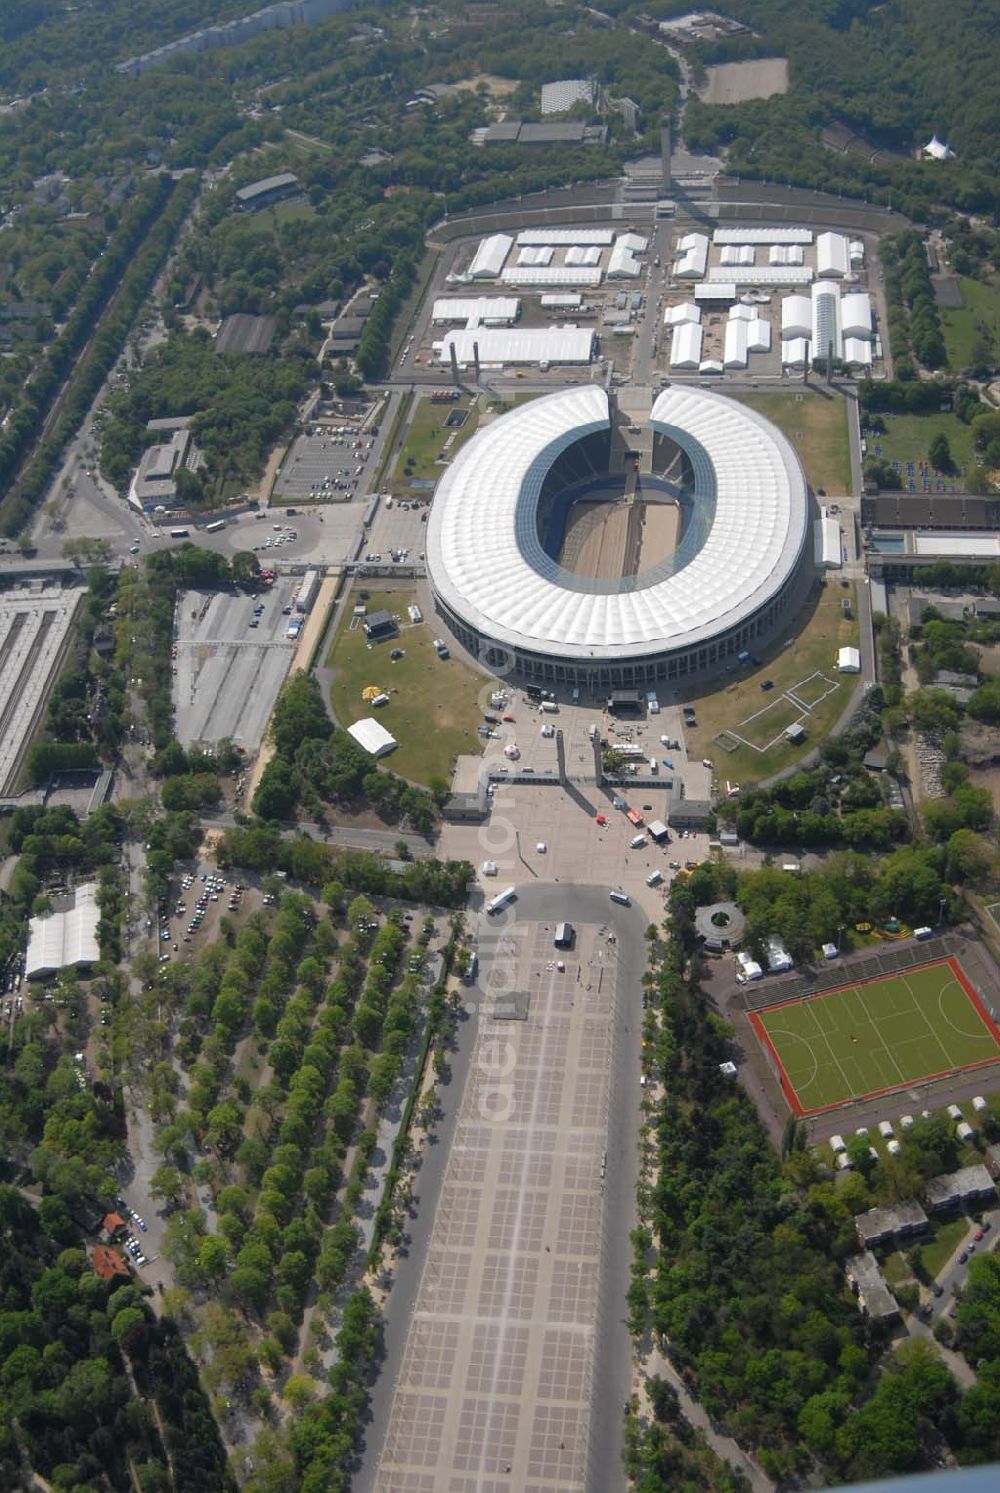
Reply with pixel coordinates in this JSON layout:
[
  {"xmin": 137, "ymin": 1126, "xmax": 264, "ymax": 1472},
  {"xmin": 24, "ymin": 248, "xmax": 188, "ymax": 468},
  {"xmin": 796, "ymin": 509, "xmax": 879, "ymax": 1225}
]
[
  {"xmin": 468, "ymin": 233, "xmax": 512, "ymax": 278},
  {"xmin": 426, "ymin": 385, "xmax": 809, "ymax": 663},
  {"xmin": 432, "ymin": 297, "xmax": 519, "ymax": 324},
  {"xmin": 501, "ymin": 265, "xmax": 603, "ymax": 287},
  {"xmin": 714, "ymin": 227, "xmax": 813, "ymax": 245},
  {"xmin": 517, "ymin": 227, "xmax": 613, "ymax": 246},
  {"xmin": 436, "ymin": 326, "xmax": 594, "ymax": 367}
]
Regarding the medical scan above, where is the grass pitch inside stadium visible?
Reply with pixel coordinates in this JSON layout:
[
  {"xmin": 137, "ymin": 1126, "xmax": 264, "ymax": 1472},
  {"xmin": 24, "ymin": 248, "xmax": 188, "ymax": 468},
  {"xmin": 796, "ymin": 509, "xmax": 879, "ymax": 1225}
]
[{"xmin": 750, "ymin": 959, "xmax": 1000, "ymax": 1115}]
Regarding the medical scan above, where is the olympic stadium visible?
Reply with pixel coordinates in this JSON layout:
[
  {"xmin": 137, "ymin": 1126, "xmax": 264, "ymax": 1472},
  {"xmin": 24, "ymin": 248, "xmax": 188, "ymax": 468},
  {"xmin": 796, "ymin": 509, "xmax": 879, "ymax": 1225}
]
[{"xmin": 424, "ymin": 384, "xmax": 813, "ymax": 691}]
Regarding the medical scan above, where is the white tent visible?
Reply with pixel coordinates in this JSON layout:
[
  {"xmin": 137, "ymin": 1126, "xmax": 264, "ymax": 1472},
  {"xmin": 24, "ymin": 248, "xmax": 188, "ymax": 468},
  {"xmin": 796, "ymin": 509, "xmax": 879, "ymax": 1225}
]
[
  {"xmin": 923, "ymin": 135, "xmax": 955, "ymax": 160},
  {"xmin": 781, "ymin": 295, "xmax": 812, "ymax": 339},
  {"xmin": 608, "ymin": 233, "xmax": 647, "ymax": 278},
  {"xmin": 501, "ymin": 266, "xmax": 602, "ymax": 288},
  {"xmin": 26, "ymin": 883, "xmax": 101, "ymax": 980},
  {"xmin": 565, "ymin": 244, "xmax": 601, "ymax": 266},
  {"xmin": 669, "ymin": 321, "xmax": 703, "ymax": 368},
  {"xmin": 517, "ymin": 227, "xmax": 613, "ymax": 246},
  {"xmin": 769, "ymin": 244, "xmax": 805, "ymax": 266},
  {"xmin": 674, "ymin": 233, "xmax": 709, "ymax": 279},
  {"xmin": 843, "ymin": 337, "xmax": 873, "ymax": 369},
  {"xmin": 516, "ymin": 245, "xmax": 553, "ymax": 266},
  {"xmin": 437, "ymin": 326, "xmax": 594, "ymax": 367},
  {"xmin": 664, "ymin": 302, "xmax": 701, "ymax": 326},
  {"xmin": 746, "ymin": 317, "xmax": 771, "ymax": 352},
  {"xmin": 814, "ymin": 515, "xmax": 841, "ymax": 569},
  {"xmin": 723, "ymin": 319, "xmax": 748, "ymax": 369},
  {"xmin": 782, "ymin": 337, "xmax": 811, "ymax": 368},
  {"xmin": 432, "ymin": 297, "xmax": 519, "ymax": 325},
  {"xmin": 347, "ymin": 717, "xmax": 398, "ymax": 757},
  {"xmin": 714, "ymin": 227, "xmax": 812, "ymax": 245},
  {"xmin": 841, "ymin": 292, "xmax": 874, "ymax": 339},
  {"xmin": 837, "ymin": 646, "xmax": 861, "ymax": 673},
  {"xmin": 468, "ymin": 233, "xmax": 513, "ymax": 278},
  {"xmin": 816, "ymin": 231, "xmax": 850, "ymax": 279}
]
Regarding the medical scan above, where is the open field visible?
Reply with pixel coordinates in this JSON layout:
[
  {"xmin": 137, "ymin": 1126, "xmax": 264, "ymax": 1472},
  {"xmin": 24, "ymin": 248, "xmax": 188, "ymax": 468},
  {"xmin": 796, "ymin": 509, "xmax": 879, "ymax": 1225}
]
[
  {"xmin": 699, "ymin": 57, "xmax": 788, "ymax": 104},
  {"xmin": 390, "ymin": 395, "xmax": 482, "ymax": 485},
  {"xmin": 870, "ymin": 410, "xmax": 976, "ymax": 476},
  {"xmin": 733, "ymin": 390, "xmax": 851, "ymax": 493},
  {"xmin": 326, "ymin": 587, "xmax": 486, "ymax": 785},
  {"xmin": 921, "ymin": 1217, "xmax": 970, "ymax": 1277},
  {"xmin": 683, "ymin": 579, "xmax": 859, "ymax": 783},
  {"xmin": 750, "ymin": 957, "xmax": 1000, "ymax": 1116},
  {"xmin": 940, "ymin": 275, "xmax": 1000, "ymax": 371}
]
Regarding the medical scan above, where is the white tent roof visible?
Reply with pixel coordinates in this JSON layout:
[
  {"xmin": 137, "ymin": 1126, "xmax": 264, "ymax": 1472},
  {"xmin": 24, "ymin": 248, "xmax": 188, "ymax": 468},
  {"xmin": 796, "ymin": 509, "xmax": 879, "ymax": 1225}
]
[
  {"xmin": 720, "ymin": 245, "xmax": 755, "ymax": 266},
  {"xmin": 540, "ymin": 293, "xmax": 583, "ymax": 308},
  {"xmin": 781, "ymin": 294, "xmax": 813, "ymax": 338},
  {"xmin": 432, "ymin": 297, "xmax": 519, "ymax": 324},
  {"xmin": 723, "ymin": 319, "xmax": 748, "ymax": 368},
  {"xmin": 841, "ymin": 292, "xmax": 873, "ymax": 338},
  {"xmin": 814, "ymin": 516, "xmax": 841, "ymax": 568},
  {"xmin": 347, "ymin": 717, "xmax": 398, "ymax": 756},
  {"xmin": 923, "ymin": 135, "xmax": 955, "ymax": 160},
  {"xmin": 714, "ymin": 227, "xmax": 812, "ymax": 245},
  {"xmin": 425, "ymin": 384, "xmax": 809, "ymax": 662},
  {"xmin": 838, "ymin": 646, "xmax": 861, "ymax": 672},
  {"xmin": 669, "ymin": 321, "xmax": 703, "ymax": 368},
  {"xmin": 517, "ymin": 227, "xmax": 613, "ymax": 246},
  {"xmin": 695, "ymin": 283, "xmax": 736, "ymax": 302},
  {"xmin": 565, "ymin": 244, "xmax": 601, "ymax": 266},
  {"xmin": 816, "ymin": 231, "xmax": 850, "ymax": 279},
  {"xmin": 728, "ymin": 302, "xmax": 756, "ymax": 321},
  {"xmin": 26, "ymin": 882, "xmax": 101, "ymax": 979},
  {"xmin": 436, "ymin": 326, "xmax": 594, "ymax": 367},
  {"xmin": 501, "ymin": 266, "xmax": 603, "ymax": 287},
  {"xmin": 675, "ymin": 234, "xmax": 709, "ymax": 279},
  {"xmin": 517, "ymin": 245, "xmax": 553, "ymax": 266},
  {"xmin": 708, "ymin": 264, "xmax": 813, "ymax": 286},
  {"xmin": 747, "ymin": 317, "xmax": 771, "ymax": 352},
  {"xmin": 468, "ymin": 233, "xmax": 513, "ymax": 278},
  {"xmin": 843, "ymin": 336, "xmax": 873, "ymax": 368},
  {"xmin": 608, "ymin": 234, "xmax": 646, "ymax": 277},
  {"xmin": 664, "ymin": 302, "xmax": 701, "ymax": 325},
  {"xmin": 769, "ymin": 244, "xmax": 805, "ymax": 266},
  {"xmin": 782, "ymin": 336, "xmax": 811, "ymax": 367}
]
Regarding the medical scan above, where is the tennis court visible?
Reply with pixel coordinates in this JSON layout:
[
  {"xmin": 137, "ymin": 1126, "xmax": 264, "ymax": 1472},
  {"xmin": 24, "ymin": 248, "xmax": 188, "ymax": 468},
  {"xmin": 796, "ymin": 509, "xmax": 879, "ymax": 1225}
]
[{"xmin": 749, "ymin": 958, "xmax": 1000, "ymax": 1116}]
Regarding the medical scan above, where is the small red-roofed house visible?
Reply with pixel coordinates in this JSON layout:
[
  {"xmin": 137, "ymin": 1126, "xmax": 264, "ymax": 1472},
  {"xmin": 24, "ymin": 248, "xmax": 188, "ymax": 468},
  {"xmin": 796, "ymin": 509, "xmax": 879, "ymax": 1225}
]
[{"xmin": 92, "ymin": 1245, "xmax": 130, "ymax": 1281}]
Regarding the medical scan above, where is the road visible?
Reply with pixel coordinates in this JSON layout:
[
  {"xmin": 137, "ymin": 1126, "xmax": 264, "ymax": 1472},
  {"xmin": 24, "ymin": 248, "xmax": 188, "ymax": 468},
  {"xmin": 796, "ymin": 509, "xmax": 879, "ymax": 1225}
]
[
  {"xmin": 354, "ymin": 883, "xmax": 646, "ymax": 1493},
  {"xmin": 203, "ymin": 809, "xmax": 434, "ymax": 859}
]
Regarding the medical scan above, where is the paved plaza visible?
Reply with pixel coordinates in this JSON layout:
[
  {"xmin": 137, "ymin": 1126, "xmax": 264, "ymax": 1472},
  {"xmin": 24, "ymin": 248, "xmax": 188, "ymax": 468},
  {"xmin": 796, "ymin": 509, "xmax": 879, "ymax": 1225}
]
[{"xmin": 374, "ymin": 919, "xmax": 623, "ymax": 1492}]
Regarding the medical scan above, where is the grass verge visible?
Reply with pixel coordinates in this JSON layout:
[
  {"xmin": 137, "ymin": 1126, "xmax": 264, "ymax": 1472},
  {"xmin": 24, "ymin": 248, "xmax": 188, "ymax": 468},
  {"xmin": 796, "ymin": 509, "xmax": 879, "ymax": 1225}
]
[
  {"xmin": 732, "ymin": 389, "xmax": 852, "ymax": 493},
  {"xmin": 390, "ymin": 395, "xmax": 482, "ymax": 486},
  {"xmin": 326, "ymin": 585, "xmax": 486, "ymax": 786}
]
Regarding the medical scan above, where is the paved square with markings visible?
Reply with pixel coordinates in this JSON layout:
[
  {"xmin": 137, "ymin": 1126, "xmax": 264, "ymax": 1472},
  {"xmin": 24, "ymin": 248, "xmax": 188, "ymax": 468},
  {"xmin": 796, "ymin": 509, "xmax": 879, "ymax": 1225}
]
[{"xmin": 375, "ymin": 921, "xmax": 619, "ymax": 1491}]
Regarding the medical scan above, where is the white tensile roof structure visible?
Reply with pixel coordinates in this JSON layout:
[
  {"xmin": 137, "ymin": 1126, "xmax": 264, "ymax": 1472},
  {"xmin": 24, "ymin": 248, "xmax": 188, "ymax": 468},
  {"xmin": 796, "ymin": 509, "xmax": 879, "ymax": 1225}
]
[
  {"xmin": 347, "ymin": 717, "xmax": 398, "ymax": 757},
  {"xmin": 608, "ymin": 233, "xmax": 647, "ymax": 277},
  {"xmin": 517, "ymin": 245, "xmax": 553, "ymax": 266},
  {"xmin": 675, "ymin": 233, "xmax": 709, "ymax": 279},
  {"xmin": 708, "ymin": 264, "xmax": 813, "ymax": 286},
  {"xmin": 664, "ymin": 302, "xmax": 701, "ymax": 326},
  {"xmin": 723, "ymin": 319, "xmax": 748, "ymax": 369},
  {"xmin": 468, "ymin": 233, "xmax": 513, "ymax": 278},
  {"xmin": 565, "ymin": 245, "xmax": 601, "ymax": 266},
  {"xmin": 425, "ymin": 385, "xmax": 809, "ymax": 664},
  {"xmin": 26, "ymin": 882, "xmax": 101, "ymax": 980},
  {"xmin": 436, "ymin": 326, "xmax": 594, "ymax": 367},
  {"xmin": 669, "ymin": 321, "xmax": 703, "ymax": 368},
  {"xmin": 501, "ymin": 265, "xmax": 603, "ymax": 288},
  {"xmin": 540, "ymin": 78, "xmax": 594, "ymax": 115},
  {"xmin": 517, "ymin": 227, "xmax": 613, "ymax": 246},
  {"xmin": 432, "ymin": 297, "xmax": 520, "ymax": 325},
  {"xmin": 841, "ymin": 292, "xmax": 874, "ymax": 339},
  {"xmin": 814, "ymin": 514, "xmax": 842, "ymax": 569},
  {"xmin": 816, "ymin": 231, "xmax": 850, "ymax": 279},
  {"xmin": 714, "ymin": 227, "xmax": 812, "ymax": 245},
  {"xmin": 781, "ymin": 295, "xmax": 813, "ymax": 339},
  {"xmin": 782, "ymin": 336, "xmax": 811, "ymax": 367},
  {"xmin": 923, "ymin": 135, "xmax": 955, "ymax": 160}
]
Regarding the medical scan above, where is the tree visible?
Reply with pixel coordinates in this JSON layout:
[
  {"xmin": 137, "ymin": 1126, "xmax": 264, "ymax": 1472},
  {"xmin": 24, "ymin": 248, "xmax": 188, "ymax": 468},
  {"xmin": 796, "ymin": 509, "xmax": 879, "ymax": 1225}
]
[
  {"xmin": 283, "ymin": 1373, "xmax": 317, "ymax": 1410},
  {"xmin": 928, "ymin": 433, "xmax": 952, "ymax": 472},
  {"xmin": 150, "ymin": 1163, "xmax": 186, "ymax": 1206},
  {"xmin": 231, "ymin": 549, "xmax": 261, "ymax": 586}
]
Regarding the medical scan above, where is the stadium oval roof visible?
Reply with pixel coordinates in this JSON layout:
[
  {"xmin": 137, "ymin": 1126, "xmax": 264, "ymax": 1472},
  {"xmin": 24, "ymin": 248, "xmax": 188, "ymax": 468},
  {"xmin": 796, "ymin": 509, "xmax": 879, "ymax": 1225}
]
[{"xmin": 426, "ymin": 385, "xmax": 809, "ymax": 662}]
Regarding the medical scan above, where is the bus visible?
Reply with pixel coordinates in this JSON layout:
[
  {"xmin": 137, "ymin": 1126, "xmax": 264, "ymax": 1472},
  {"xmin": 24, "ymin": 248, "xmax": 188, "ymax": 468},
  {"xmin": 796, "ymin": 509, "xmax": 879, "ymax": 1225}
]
[
  {"xmin": 486, "ymin": 886, "xmax": 516, "ymax": 915},
  {"xmin": 554, "ymin": 922, "xmax": 575, "ymax": 949},
  {"xmin": 169, "ymin": 528, "xmax": 190, "ymax": 539},
  {"xmin": 205, "ymin": 519, "xmax": 226, "ymax": 533}
]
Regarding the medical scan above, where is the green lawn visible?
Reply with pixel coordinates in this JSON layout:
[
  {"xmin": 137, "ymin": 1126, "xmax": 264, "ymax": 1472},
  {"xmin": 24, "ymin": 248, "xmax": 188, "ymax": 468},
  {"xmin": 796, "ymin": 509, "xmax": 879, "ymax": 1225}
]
[
  {"xmin": 920, "ymin": 1218, "xmax": 970, "ymax": 1278},
  {"xmin": 751, "ymin": 957, "xmax": 1000, "ymax": 1116},
  {"xmin": 390, "ymin": 395, "xmax": 483, "ymax": 486},
  {"xmin": 733, "ymin": 390, "xmax": 852, "ymax": 494},
  {"xmin": 872, "ymin": 410, "xmax": 976, "ymax": 475},
  {"xmin": 326, "ymin": 587, "xmax": 487, "ymax": 786},
  {"xmin": 940, "ymin": 275, "xmax": 1000, "ymax": 372},
  {"xmin": 684, "ymin": 578, "xmax": 859, "ymax": 785}
]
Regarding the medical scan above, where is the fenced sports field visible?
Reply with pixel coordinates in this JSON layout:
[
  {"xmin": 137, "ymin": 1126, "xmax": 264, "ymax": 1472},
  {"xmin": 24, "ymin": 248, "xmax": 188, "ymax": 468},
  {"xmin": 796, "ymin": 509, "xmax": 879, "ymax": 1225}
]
[{"xmin": 749, "ymin": 957, "xmax": 1000, "ymax": 1116}]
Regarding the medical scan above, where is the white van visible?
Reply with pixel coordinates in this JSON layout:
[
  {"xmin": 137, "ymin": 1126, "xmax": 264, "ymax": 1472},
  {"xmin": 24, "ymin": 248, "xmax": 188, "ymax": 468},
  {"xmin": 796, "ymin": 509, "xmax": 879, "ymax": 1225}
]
[
  {"xmin": 646, "ymin": 869, "xmax": 663, "ymax": 887},
  {"xmin": 629, "ymin": 833, "xmax": 646, "ymax": 849},
  {"xmin": 609, "ymin": 889, "xmax": 631, "ymax": 906}
]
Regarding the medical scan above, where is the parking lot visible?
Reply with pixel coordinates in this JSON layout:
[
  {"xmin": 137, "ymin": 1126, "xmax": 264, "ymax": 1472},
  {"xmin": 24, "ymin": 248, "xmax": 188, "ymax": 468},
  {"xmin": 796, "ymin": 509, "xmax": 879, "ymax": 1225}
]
[
  {"xmin": 273, "ymin": 426, "xmax": 377, "ymax": 500},
  {"xmin": 173, "ymin": 582, "xmax": 299, "ymax": 750},
  {"xmin": 375, "ymin": 918, "xmax": 621, "ymax": 1491}
]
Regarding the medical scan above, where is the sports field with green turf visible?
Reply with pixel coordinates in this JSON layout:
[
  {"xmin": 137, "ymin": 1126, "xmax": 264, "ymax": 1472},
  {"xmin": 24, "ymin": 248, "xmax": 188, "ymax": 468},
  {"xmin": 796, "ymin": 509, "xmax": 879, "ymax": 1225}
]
[{"xmin": 749, "ymin": 958, "xmax": 1000, "ymax": 1116}]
